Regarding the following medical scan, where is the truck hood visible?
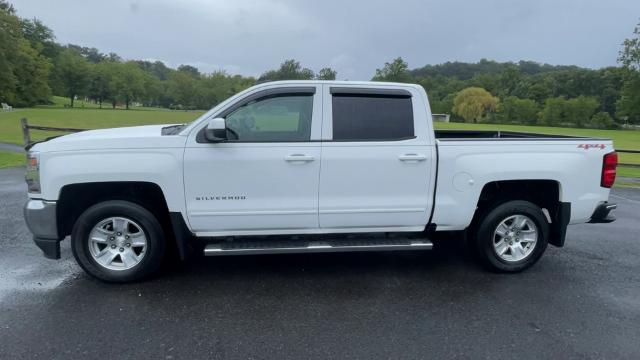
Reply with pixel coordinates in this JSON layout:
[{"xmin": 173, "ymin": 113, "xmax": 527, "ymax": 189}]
[{"xmin": 31, "ymin": 124, "xmax": 188, "ymax": 152}]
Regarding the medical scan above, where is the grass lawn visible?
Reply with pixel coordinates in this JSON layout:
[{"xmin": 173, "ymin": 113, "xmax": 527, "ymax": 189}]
[
  {"xmin": 0, "ymin": 107, "xmax": 205, "ymax": 145},
  {"xmin": 0, "ymin": 151, "xmax": 25, "ymax": 169},
  {"xmin": 434, "ymin": 122, "xmax": 640, "ymax": 166}
]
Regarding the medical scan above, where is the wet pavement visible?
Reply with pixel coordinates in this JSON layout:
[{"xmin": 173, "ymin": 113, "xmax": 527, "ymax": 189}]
[
  {"xmin": 0, "ymin": 142, "xmax": 24, "ymax": 153},
  {"xmin": 1, "ymin": 166, "xmax": 640, "ymax": 359}
]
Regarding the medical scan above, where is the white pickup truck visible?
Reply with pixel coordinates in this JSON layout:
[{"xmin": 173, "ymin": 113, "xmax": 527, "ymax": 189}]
[{"xmin": 24, "ymin": 81, "xmax": 618, "ymax": 282}]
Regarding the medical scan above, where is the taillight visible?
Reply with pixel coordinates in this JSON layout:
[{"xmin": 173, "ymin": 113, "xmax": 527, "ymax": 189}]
[{"xmin": 601, "ymin": 151, "xmax": 617, "ymax": 188}]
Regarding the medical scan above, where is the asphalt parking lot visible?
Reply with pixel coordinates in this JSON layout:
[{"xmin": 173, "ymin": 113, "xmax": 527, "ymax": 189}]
[{"xmin": 1, "ymin": 166, "xmax": 640, "ymax": 359}]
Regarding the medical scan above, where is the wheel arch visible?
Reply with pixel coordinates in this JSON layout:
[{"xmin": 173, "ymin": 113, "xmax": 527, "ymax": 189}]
[
  {"xmin": 472, "ymin": 179, "xmax": 570, "ymax": 247},
  {"xmin": 57, "ymin": 181, "xmax": 193, "ymax": 259}
]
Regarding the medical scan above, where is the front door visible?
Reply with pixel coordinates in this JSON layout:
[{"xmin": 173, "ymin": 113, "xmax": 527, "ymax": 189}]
[{"xmin": 184, "ymin": 86, "xmax": 322, "ymax": 236}]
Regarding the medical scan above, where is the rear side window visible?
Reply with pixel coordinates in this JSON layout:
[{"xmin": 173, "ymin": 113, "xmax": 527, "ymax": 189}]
[{"xmin": 332, "ymin": 94, "xmax": 414, "ymax": 141}]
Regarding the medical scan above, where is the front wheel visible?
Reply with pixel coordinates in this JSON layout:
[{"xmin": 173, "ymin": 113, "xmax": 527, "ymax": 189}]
[
  {"xmin": 473, "ymin": 200, "xmax": 549, "ymax": 272},
  {"xmin": 71, "ymin": 200, "xmax": 166, "ymax": 282}
]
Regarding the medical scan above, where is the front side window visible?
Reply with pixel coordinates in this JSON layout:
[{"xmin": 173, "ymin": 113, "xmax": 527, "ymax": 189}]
[
  {"xmin": 225, "ymin": 94, "xmax": 313, "ymax": 142},
  {"xmin": 332, "ymin": 94, "xmax": 414, "ymax": 141}
]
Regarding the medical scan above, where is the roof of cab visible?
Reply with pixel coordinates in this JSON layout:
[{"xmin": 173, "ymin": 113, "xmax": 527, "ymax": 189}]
[{"xmin": 254, "ymin": 80, "xmax": 423, "ymax": 89}]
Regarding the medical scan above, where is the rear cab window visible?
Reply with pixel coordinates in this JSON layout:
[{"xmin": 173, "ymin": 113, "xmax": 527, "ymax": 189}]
[{"xmin": 330, "ymin": 88, "xmax": 414, "ymax": 141}]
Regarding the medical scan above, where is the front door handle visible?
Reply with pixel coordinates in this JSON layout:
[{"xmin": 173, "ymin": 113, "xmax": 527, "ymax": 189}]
[
  {"xmin": 285, "ymin": 154, "xmax": 315, "ymax": 162},
  {"xmin": 399, "ymin": 154, "xmax": 427, "ymax": 161}
]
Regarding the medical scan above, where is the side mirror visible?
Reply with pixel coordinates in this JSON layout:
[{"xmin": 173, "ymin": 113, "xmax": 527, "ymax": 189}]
[{"xmin": 204, "ymin": 118, "xmax": 227, "ymax": 142}]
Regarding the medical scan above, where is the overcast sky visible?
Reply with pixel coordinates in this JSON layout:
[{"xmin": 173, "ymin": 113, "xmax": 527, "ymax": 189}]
[{"xmin": 11, "ymin": 0, "xmax": 640, "ymax": 80}]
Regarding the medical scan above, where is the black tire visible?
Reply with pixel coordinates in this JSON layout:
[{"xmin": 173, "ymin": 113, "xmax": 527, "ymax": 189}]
[
  {"xmin": 71, "ymin": 200, "xmax": 166, "ymax": 282},
  {"xmin": 473, "ymin": 200, "xmax": 549, "ymax": 272}
]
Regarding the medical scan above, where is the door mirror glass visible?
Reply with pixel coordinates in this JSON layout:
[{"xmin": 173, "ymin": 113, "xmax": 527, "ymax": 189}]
[{"xmin": 204, "ymin": 118, "xmax": 227, "ymax": 142}]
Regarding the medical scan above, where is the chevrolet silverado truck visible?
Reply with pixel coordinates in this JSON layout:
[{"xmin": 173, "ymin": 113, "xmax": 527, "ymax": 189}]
[{"xmin": 23, "ymin": 81, "xmax": 618, "ymax": 282}]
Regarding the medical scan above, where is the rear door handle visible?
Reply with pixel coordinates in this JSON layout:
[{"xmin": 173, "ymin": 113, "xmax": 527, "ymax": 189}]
[
  {"xmin": 285, "ymin": 154, "xmax": 315, "ymax": 162},
  {"xmin": 399, "ymin": 153, "xmax": 427, "ymax": 161}
]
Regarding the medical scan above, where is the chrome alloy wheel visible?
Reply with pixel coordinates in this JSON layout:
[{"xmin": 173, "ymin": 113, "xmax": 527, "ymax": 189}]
[
  {"xmin": 88, "ymin": 217, "xmax": 147, "ymax": 271},
  {"xmin": 492, "ymin": 214, "xmax": 538, "ymax": 262}
]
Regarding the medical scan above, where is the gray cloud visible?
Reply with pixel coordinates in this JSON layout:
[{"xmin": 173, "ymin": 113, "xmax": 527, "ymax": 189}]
[{"xmin": 12, "ymin": 0, "xmax": 640, "ymax": 79}]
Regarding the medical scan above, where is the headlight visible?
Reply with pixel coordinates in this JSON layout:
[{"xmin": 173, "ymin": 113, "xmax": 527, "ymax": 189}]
[{"xmin": 25, "ymin": 151, "xmax": 40, "ymax": 193}]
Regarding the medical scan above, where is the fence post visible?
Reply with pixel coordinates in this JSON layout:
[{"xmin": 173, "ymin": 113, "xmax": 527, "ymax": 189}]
[{"xmin": 21, "ymin": 118, "xmax": 31, "ymax": 146}]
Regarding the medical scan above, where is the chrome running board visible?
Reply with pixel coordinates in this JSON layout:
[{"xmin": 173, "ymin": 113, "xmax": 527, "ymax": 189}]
[{"xmin": 204, "ymin": 238, "xmax": 433, "ymax": 256}]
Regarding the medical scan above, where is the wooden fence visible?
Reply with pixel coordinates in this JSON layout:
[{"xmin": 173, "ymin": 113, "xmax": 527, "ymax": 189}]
[
  {"xmin": 618, "ymin": 149, "xmax": 640, "ymax": 168},
  {"xmin": 21, "ymin": 118, "xmax": 86, "ymax": 147}
]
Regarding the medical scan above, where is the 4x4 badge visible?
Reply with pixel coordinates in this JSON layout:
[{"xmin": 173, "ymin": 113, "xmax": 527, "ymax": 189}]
[{"xmin": 578, "ymin": 144, "xmax": 606, "ymax": 150}]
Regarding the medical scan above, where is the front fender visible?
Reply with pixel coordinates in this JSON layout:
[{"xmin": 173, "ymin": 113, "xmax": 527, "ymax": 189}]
[{"xmin": 37, "ymin": 148, "xmax": 186, "ymax": 214}]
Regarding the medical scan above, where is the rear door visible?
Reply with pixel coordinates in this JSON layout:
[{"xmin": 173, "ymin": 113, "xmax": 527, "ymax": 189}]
[
  {"xmin": 183, "ymin": 86, "xmax": 322, "ymax": 235},
  {"xmin": 318, "ymin": 85, "xmax": 435, "ymax": 230}
]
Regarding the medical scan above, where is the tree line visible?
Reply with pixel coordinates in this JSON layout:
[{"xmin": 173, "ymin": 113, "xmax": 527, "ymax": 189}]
[
  {"xmin": 372, "ymin": 50, "xmax": 640, "ymax": 128},
  {"xmin": 370, "ymin": 20, "xmax": 640, "ymax": 129},
  {"xmin": 1, "ymin": 1, "xmax": 639, "ymax": 129},
  {"xmin": 0, "ymin": 1, "xmax": 336, "ymax": 110}
]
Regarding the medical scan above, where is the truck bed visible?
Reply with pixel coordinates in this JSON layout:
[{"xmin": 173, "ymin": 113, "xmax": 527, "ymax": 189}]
[
  {"xmin": 432, "ymin": 131, "xmax": 613, "ymax": 230},
  {"xmin": 435, "ymin": 129, "xmax": 603, "ymax": 140}
]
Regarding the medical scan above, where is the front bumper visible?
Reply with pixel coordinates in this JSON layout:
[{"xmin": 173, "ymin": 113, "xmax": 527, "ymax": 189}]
[
  {"xmin": 24, "ymin": 199, "xmax": 62, "ymax": 259},
  {"xmin": 588, "ymin": 202, "xmax": 617, "ymax": 224}
]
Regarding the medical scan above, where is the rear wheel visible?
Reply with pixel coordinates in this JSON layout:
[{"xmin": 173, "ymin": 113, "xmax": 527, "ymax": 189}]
[
  {"xmin": 71, "ymin": 200, "xmax": 166, "ymax": 282},
  {"xmin": 473, "ymin": 200, "xmax": 549, "ymax": 272}
]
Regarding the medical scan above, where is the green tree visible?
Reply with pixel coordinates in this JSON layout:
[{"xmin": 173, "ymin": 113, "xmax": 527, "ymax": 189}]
[
  {"xmin": 589, "ymin": 112, "xmax": 615, "ymax": 129},
  {"xmin": 177, "ymin": 64, "xmax": 200, "ymax": 78},
  {"xmin": 106, "ymin": 52, "xmax": 122, "ymax": 62},
  {"xmin": 136, "ymin": 60, "xmax": 172, "ymax": 80},
  {"xmin": 259, "ymin": 59, "xmax": 315, "ymax": 81},
  {"xmin": 452, "ymin": 87, "xmax": 498, "ymax": 123},
  {"xmin": 619, "ymin": 20, "xmax": 640, "ymax": 70},
  {"xmin": 538, "ymin": 96, "xmax": 598, "ymax": 127},
  {"xmin": 0, "ymin": 6, "xmax": 51, "ymax": 106},
  {"xmin": 67, "ymin": 44, "xmax": 105, "ymax": 63},
  {"xmin": 51, "ymin": 47, "xmax": 92, "ymax": 107},
  {"xmin": 495, "ymin": 96, "xmax": 539, "ymax": 125},
  {"xmin": 511, "ymin": 77, "xmax": 553, "ymax": 104},
  {"xmin": 564, "ymin": 96, "xmax": 599, "ymax": 127},
  {"xmin": 316, "ymin": 67, "xmax": 337, "ymax": 80},
  {"xmin": 469, "ymin": 73, "xmax": 499, "ymax": 95},
  {"xmin": 372, "ymin": 57, "xmax": 411, "ymax": 82},
  {"xmin": 88, "ymin": 60, "xmax": 117, "ymax": 108},
  {"xmin": 616, "ymin": 71, "xmax": 640, "ymax": 124},
  {"xmin": 429, "ymin": 93, "xmax": 455, "ymax": 115},
  {"xmin": 112, "ymin": 61, "xmax": 146, "ymax": 110},
  {"xmin": 167, "ymin": 70, "xmax": 198, "ymax": 109},
  {"xmin": 0, "ymin": 0, "xmax": 15, "ymax": 14},
  {"xmin": 617, "ymin": 21, "xmax": 640, "ymax": 124},
  {"xmin": 0, "ymin": 6, "xmax": 21, "ymax": 104},
  {"xmin": 13, "ymin": 39, "xmax": 51, "ymax": 105},
  {"xmin": 21, "ymin": 18, "xmax": 58, "ymax": 59},
  {"xmin": 195, "ymin": 70, "xmax": 255, "ymax": 109},
  {"xmin": 497, "ymin": 65, "xmax": 523, "ymax": 97},
  {"xmin": 598, "ymin": 67, "xmax": 626, "ymax": 115},
  {"xmin": 140, "ymin": 73, "xmax": 162, "ymax": 107},
  {"xmin": 539, "ymin": 97, "xmax": 566, "ymax": 126}
]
